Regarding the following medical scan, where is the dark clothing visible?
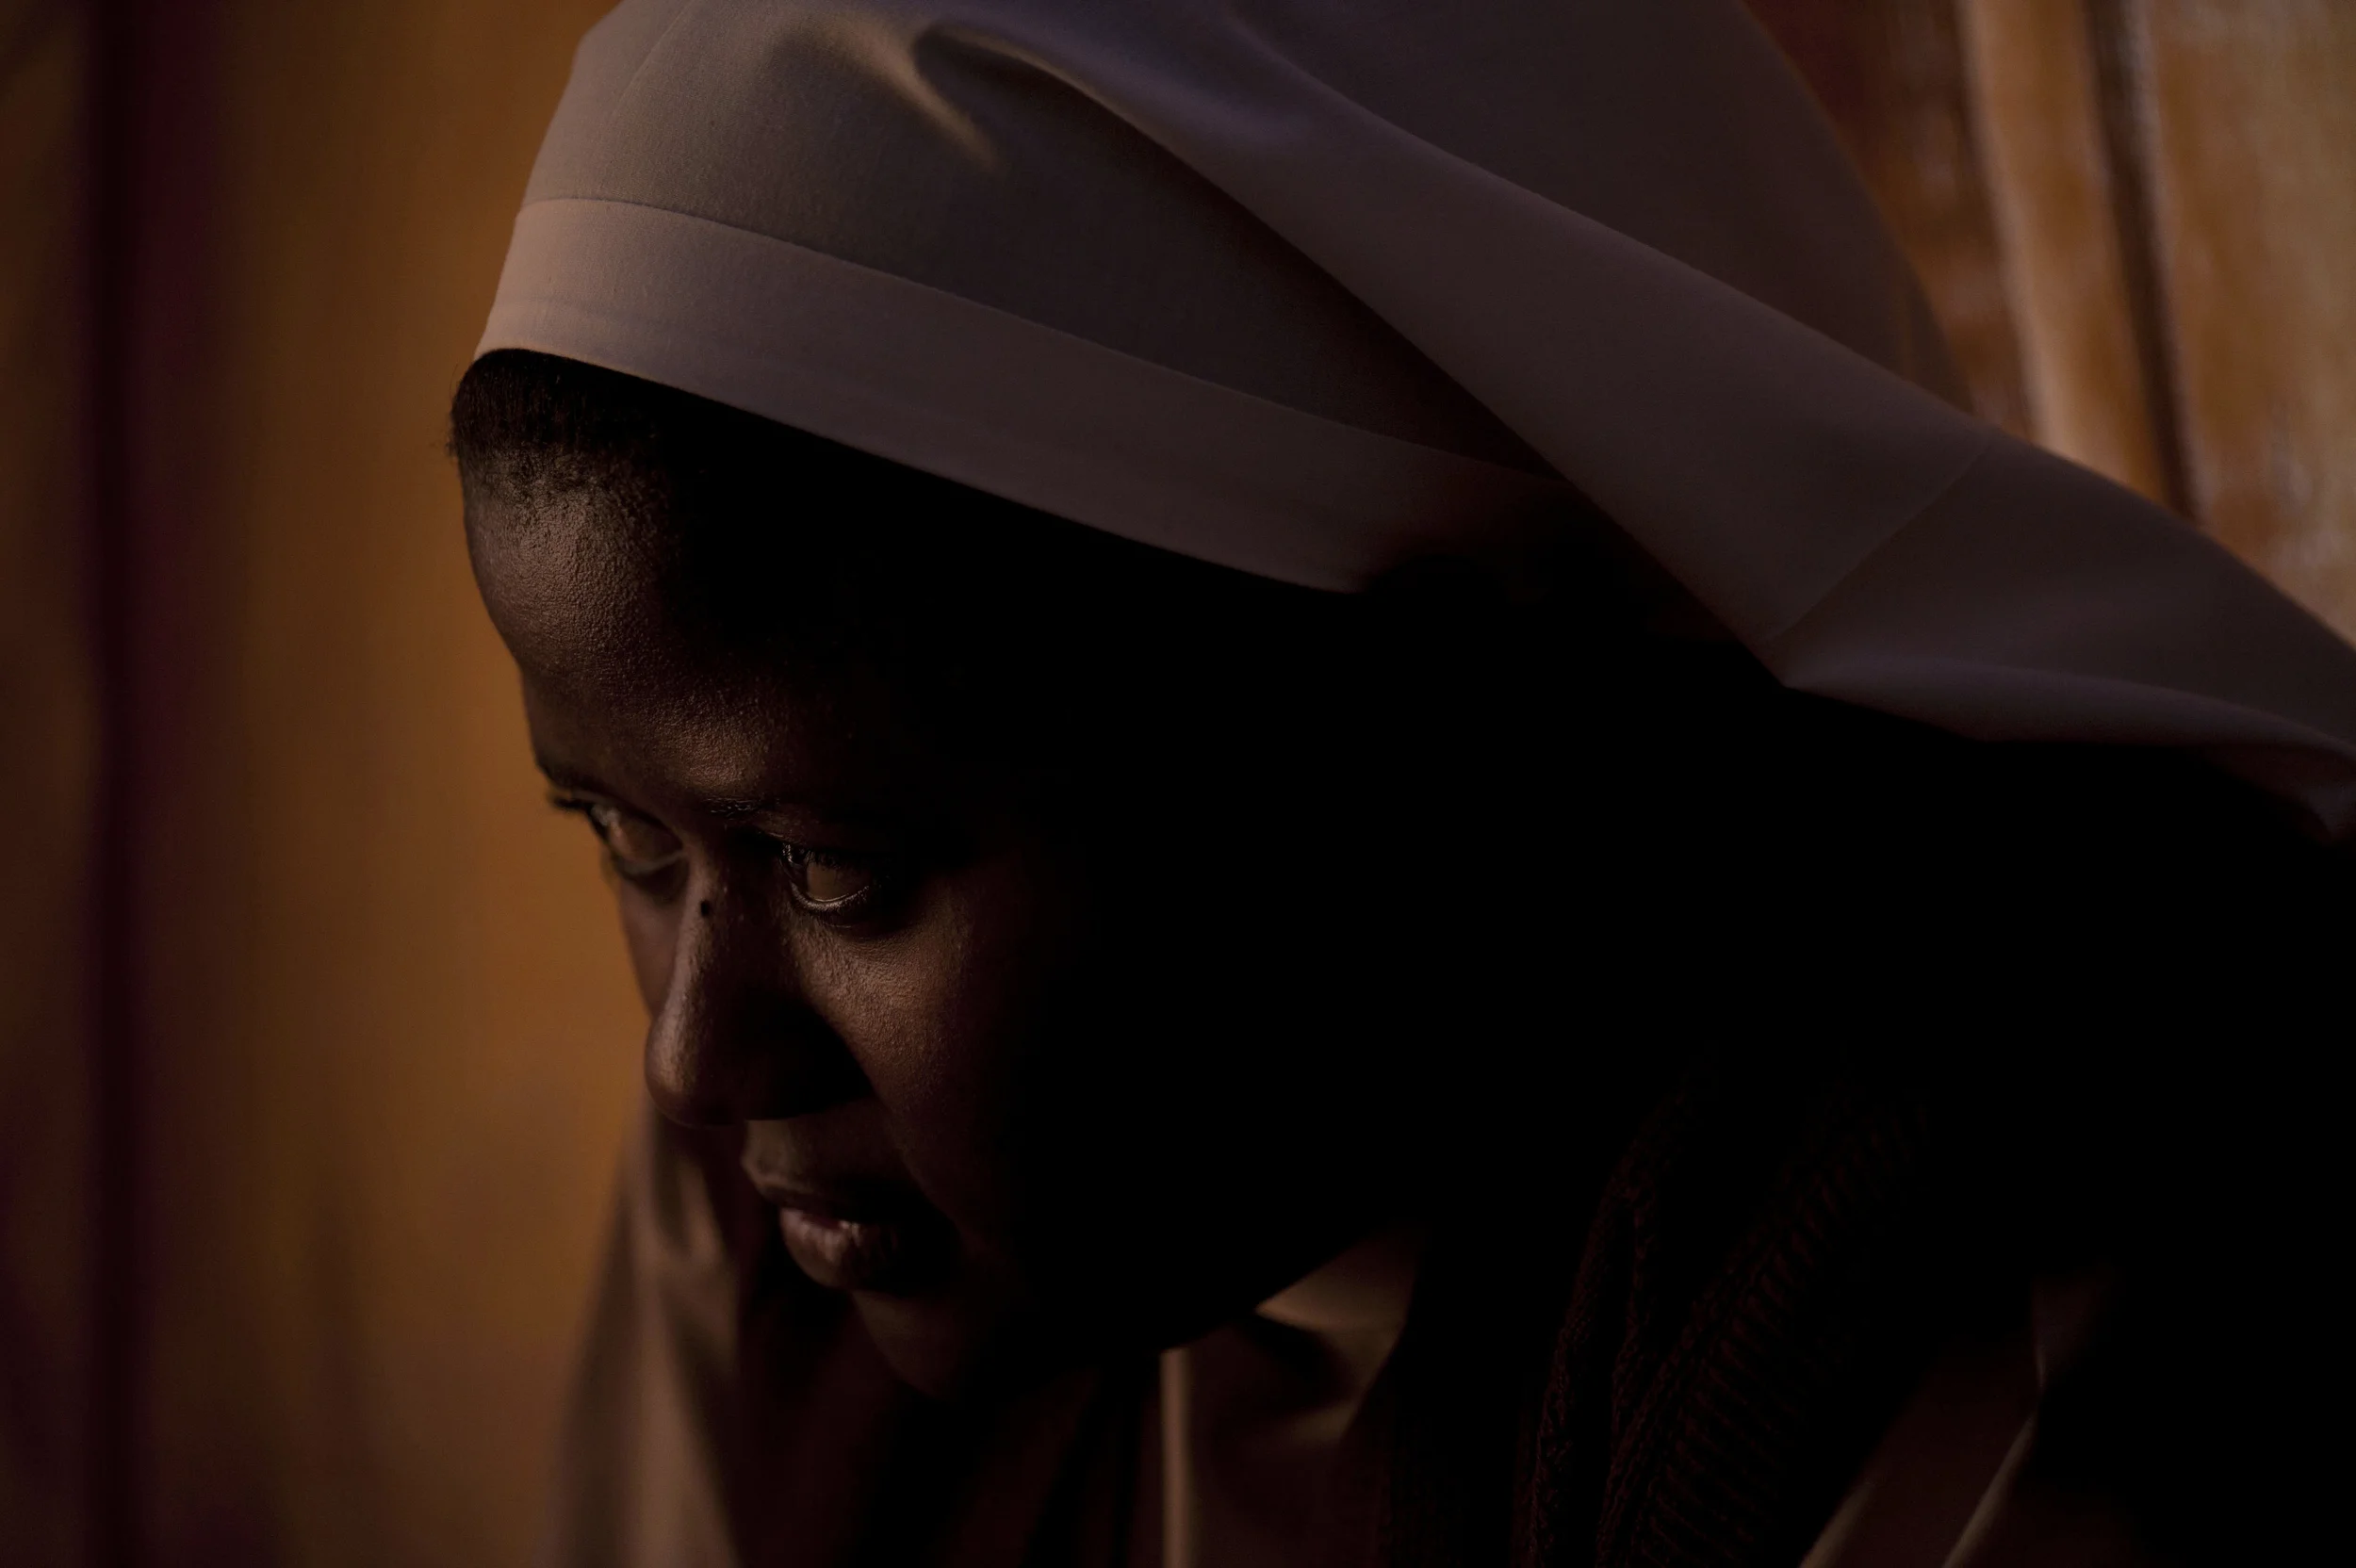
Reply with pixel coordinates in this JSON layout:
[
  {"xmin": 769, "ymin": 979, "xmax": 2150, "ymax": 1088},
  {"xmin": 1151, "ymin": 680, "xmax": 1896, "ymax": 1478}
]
[{"xmin": 549, "ymin": 1017, "xmax": 2345, "ymax": 1568}]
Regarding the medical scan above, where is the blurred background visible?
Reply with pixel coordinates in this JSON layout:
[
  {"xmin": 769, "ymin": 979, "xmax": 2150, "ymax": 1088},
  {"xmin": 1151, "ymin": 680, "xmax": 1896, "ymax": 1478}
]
[{"xmin": 2, "ymin": 1, "xmax": 2349, "ymax": 1564}]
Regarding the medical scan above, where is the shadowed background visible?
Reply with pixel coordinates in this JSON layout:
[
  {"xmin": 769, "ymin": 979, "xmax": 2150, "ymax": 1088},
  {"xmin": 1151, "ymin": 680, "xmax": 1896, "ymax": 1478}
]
[{"xmin": 2, "ymin": 1, "xmax": 2350, "ymax": 1563}]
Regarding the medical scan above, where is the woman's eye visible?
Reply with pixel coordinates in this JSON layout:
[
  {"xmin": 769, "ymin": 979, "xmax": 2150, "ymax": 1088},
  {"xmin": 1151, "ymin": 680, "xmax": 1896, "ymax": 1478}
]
[
  {"xmin": 559, "ymin": 797, "xmax": 685, "ymax": 884},
  {"xmin": 591, "ymin": 805, "xmax": 684, "ymax": 873},
  {"xmin": 779, "ymin": 844, "xmax": 887, "ymax": 915}
]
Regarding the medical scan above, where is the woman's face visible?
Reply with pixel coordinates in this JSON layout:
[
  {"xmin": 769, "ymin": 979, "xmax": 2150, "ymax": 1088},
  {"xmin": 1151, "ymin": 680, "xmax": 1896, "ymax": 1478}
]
[{"xmin": 468, "ymin": 485, "xmax": 1448, "ymax": 1396}]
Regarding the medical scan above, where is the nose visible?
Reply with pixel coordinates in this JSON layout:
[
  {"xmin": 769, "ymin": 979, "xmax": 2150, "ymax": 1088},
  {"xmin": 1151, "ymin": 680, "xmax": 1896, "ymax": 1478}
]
[{"xmin": 643, "ymin": 874, "xmax": 869, "ymax": 1125}]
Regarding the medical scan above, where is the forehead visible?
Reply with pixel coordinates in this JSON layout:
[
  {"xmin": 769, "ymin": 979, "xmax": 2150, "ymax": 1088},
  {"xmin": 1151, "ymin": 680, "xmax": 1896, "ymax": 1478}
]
[
  {"xmin": 467, "ymin": 485, "xmax": 663, "ymax": 678},
  {"xmin": 467, "ymin": 483, "xmax": 952, "ymax": 816}
]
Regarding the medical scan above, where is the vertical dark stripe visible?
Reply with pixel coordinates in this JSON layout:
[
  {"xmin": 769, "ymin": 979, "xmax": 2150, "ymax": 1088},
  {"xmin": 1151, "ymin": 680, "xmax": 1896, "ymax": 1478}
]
[
  {"xmin": 84, "ymin": 6, "xmax": 224, "ymax": 1555},
  {"xmin": 2083, "ymin": 0, "xmax": 2195, "ymax": 517},
  {"xmin": 82, "ymin": 0, "xmax": 138, "ymax": 1560}
]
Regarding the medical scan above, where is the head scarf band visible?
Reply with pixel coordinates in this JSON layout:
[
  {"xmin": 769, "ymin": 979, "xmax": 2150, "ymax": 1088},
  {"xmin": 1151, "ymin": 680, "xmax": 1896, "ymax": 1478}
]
[{"xmin": 479, "ymin": 0, "xmax": 2356, "ymax": 841}]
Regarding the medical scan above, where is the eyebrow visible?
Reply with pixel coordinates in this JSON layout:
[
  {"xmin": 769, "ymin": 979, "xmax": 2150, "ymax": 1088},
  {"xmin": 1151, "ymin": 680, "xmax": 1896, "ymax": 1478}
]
[
  {"xmin": 703, "ymin": 796, "xmax": 794, "ymax": 821},
  {"xmin": 532, "ymin": 758, "xmax": 884, "ymax": 827},
  {"xmin": 533, "ymin": 758, "xmax": 610, "ymax": 796}
]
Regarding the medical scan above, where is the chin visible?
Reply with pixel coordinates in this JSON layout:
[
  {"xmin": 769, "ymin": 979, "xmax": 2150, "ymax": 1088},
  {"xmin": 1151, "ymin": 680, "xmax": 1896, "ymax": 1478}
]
[
  {"xmin": 850, "ymin": 1260, "xmax": 1186, "ymax": 1400},
  {"xmin": 847, "ymin": 1283, "xmax": 1073, "ymax": 1400}
]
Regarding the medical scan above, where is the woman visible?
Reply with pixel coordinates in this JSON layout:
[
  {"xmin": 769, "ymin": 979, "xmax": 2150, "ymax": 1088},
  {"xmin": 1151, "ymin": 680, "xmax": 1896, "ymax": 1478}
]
[{"xmin": 453, "ymin": 2, "xmax": 2356, "ymax": 1563}]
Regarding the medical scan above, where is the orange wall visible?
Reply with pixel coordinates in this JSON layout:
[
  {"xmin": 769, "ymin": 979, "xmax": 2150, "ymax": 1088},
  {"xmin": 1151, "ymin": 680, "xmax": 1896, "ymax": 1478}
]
[
  {"xmin": 2134, "ymin": 0, "xmax": 2356, "ymax": 635},
  {"xmin": 110, "ymin": 2, "xmax": 640, "ymax": 1563},
  {"xmin": 1, "ymin": 6, "xmax": 96, "ymax": 1564}
]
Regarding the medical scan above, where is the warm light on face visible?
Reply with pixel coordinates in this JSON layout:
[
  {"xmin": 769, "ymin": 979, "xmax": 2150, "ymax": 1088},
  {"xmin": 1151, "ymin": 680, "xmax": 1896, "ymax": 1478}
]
[{"xmin": 467, "ymin": 485, "xmax": 1444, "ymax": 1396}]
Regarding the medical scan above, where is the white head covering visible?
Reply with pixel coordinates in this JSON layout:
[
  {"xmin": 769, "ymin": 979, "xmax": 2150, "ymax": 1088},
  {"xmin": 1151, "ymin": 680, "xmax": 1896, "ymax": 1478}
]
[{"xmin": 479, "ymin": 0, "xmax": 2356, "ymax": 841}]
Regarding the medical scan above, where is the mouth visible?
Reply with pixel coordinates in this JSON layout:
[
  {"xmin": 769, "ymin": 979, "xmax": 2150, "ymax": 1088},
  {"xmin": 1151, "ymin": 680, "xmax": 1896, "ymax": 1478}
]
[{"xmin": 744, "ymin": 1174, "xmax": 943, "ymax": 1294}]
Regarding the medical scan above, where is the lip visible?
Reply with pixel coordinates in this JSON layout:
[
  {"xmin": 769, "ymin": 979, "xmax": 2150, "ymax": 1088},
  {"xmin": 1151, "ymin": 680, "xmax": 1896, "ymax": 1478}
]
[
  {"xmin": 742, "ymin": 1172, "xmax": 941, "ymax": 1294},
  {"xmin": 774, "ymin": 1205, "xmax": 913, "ymax": 1292}
]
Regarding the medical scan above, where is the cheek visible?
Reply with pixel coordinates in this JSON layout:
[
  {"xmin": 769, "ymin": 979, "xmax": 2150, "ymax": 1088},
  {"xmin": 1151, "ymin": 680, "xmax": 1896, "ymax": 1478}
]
[
  {"xmin": 798, "ymin": 839, "xmax": 1376, "ymax": 1249},
  {"xmin": 794, "ymin": 846, "xmax": 1098, "ymax": 1237}
]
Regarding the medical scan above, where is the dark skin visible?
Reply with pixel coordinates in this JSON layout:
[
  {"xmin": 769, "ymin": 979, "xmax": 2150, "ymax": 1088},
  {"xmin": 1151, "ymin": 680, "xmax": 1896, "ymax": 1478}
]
[
  {"xmin": 466, "ymin": 454, "xmax": 2356, "ymax": 1446},
  {"xmin": 465, "ymin": 480, "xmax": 1514, "ymax": 1397}
]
